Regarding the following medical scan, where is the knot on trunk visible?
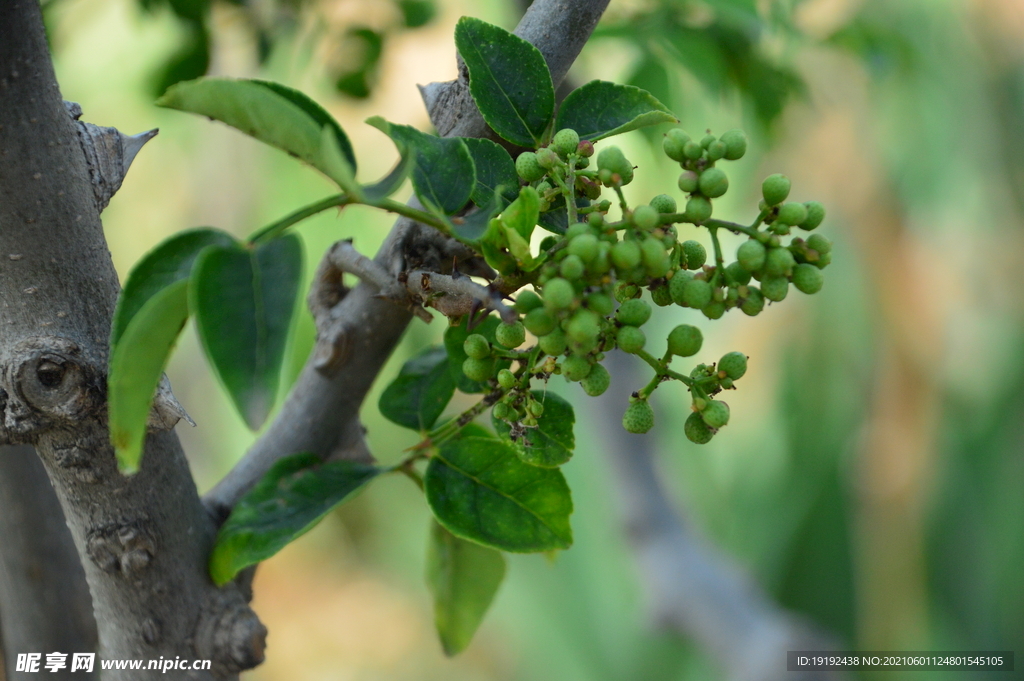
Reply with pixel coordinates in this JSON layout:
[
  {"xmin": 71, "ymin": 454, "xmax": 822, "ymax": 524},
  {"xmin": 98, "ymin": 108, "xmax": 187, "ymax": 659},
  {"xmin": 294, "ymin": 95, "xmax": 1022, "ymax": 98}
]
[{"xmin": 196, "ymin": 589, "xmax": 267, "ymax": 677}]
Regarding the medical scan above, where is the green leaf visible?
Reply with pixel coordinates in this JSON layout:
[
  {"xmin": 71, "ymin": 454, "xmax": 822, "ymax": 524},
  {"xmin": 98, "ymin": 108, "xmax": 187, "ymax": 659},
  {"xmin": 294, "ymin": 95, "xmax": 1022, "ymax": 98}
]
[
  {"xmin": 108, "ymin": 280, "xmax": 190, "ymax": 474},
  {"xmin": 537, "ymin": 195, "xmax": 590, "ymax": 235},
  {"xmin": 463, "ymin": 138, "xmax": 518, "ymax": 208},
  {"xmin": 554, "ymin": 80, "xmax": 677, "ymax": 141},
  {"xmin": 210, "ymin": 453, "xmax": 379, "ymax": 585},
  {"xmin": 443, "ymin": 316, "xmax": 506, "ymax": 394},
  {"xmin": 366, "ymin": 117, "xmax": 474, "ymax": 215},
  {"xmin": 111, "ymin": 228, "xmax": 235, "ymax": 350},
  {"xmin": 492, "ymin": 391, "xmax": 575, "ymax": 467},
  {"xmin": 427, "ymin": 521, "xmax": 506, "ymax": 656},
  {"xmin": 454, "ymin": 17, "xmax": 554, "ymax": 147},
  {"xmin": 500, "ymin": 185, "xmax": 539, "ymax": 241},
  {"xmin": 452, "ymin": 196, "xmax": 503, "ymax": 243},
  {"xmin": 190, "ymin": 234, "xmax": 303, "ymax": 430},
  {"xmin": 426, "ymin": 429, "xmax": 573, "ymax": 552},
  {"xmin": 362, "ymin": 138, "xmax": 415, "ymax": 203},
  {"xmin": 379, "ymin": 346, "xmax": 456, "ymax": 432},
  {"xmin": 157, "ymin": 77, "xmax": 357, "ymax": 184}
]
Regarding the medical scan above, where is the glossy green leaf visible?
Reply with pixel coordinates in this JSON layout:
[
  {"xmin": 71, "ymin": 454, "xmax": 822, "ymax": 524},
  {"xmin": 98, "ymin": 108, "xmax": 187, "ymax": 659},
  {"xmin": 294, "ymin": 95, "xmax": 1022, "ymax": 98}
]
[
  {"xmin": 554, "ymin": 80, "xmax": 677, "ymax": 141},
  {"xmin": 492, "ymin": 391, "xmax": 575, "ymax": 467},
  {"xmin": 362, "ymin": 138, "xmax": 415, "ymax": 203},
  {"xmin": 537, "ymin": 195, "xmax": 590, "ymax": 235},
  {"xmin": 454, "ymin": 17, "xmax": 554, "ymax": 147},
  {"xmin": 443, "ymin": 316, "xmax": 508, "ymax": 394},
  {"xmin": 191, "ymin": 234, "xmax": 303, "ymax": 430},
  {"xmin": 379, "ymin": 346, "xmax": 456, "ymax": 432},
  {"xmin": 427, "ymin": 521, "xmax": 506, "ymax": 656},
  {"xmin": 108, "ymin": 280, "xmax": 190, "ymax": 474},
  {"xmin": 210, "ymin": 453, "xmax": 379, "ymax": 585},
  {"xmin": 426, "ymin": 428, "xmax": 573, "ymax": 552},
  {"xmin": 500, "ymin": 185, "xmax": 539, "ymax": 241},
  {"xmin": 111, "ymin": 228, "xmax": 235, "ymax": 350},
  {"xmin": 366, "ymin": 117, "xmax": 474, "ymax": 214},
  {"xmin": 157, "ymin": 78, "xmax": 357, "ymax": 184},
  {"xmin": 463, "ymin": 138, "xmax": 518, "ymax": 208}
]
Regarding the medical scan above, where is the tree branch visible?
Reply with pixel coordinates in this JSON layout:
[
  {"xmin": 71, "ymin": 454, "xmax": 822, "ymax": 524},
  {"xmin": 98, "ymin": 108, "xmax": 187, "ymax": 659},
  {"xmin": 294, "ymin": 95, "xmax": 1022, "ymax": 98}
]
[{"xmin": 204, "ymin": 0, "xmax": 612, "ymax": 517}]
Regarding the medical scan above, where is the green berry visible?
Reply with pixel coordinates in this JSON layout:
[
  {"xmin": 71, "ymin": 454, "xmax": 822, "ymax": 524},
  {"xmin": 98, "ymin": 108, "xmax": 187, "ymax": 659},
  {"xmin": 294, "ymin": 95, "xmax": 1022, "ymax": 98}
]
[
  {"xmin": 792, "ymin": 263, "xmax": 824, "ymax": 294},
  {"xmin": 740, "ymin": 287, "xmax": 765, "ymax": 316},
  {"xmin": 462, "ymin": 357, "xmax": 494, "ymax": 382},
  {"xmin": 560, "ymin": 254, "xmax": 585, "ymax": 280},
  {"xmin": 524, "ymin": 307, "xmax": 557, "ymax": 336},
  {"xmin": 684, "ymin": 195, "xmax": 713, "ymax": 223},
  {"xmin": 588, "ymin": 212, "xmax": 604, "ymax": 228},
  {"xmin": 651, "ymin": 284, "xmax": 673, "ymax": 307},
  {"xmin": 568, "ymin": 233, "xmax": 599, "ymax": 262},
  {"xmin": 725, "ymin": 262, "xmax": 751, "ymax": 286},
  {"xmin": 565, "ymin": 222, "xmax": 592, "ymax": 241},
  {"xmin": 614, "ymin": 282, "xmax": 640, "ymax": 303},
  {"xmin": 562, "ymin": 354, "xmax": 592, "ymax": 382},
  {"xmin": 597, "ymin": 146, "xmax": 632, "ymax": 177},
  {"xmin": 616, "ymin": 299, "xmax": 652, "ymax": 327},
  {"xmin": 566, "ymin": 309, "xmax": 601, "ymax": 344},
  {"xmin": 580, "ymin": 363, "xmax": 611, "ymax": 396},
  {"xmin": 493, "ymin": 401, "xmax": 511, "ymax": 421},
  {"xmin": 592, "ymin": 242, "xmax": 612, "ymax": 274},
  {"xmin": 543, "ymin": 278, "xmax": 575, "ymax": 311},
  {"xmin": 762, "ymin": 173, "xmax": 791, "ymax": 206},
  {"xmin": 650, "ymin": 194, "xmax": 677, "ymax": 214},
  {"xmin": 777, "ymin": 202, "xmax": 808, "ymax": 226},
  {"xmin": 718, "ymin": 352, "xmax": 747, "ymax": 380},
  {"xmin": 682, "ymin": 279, "xmax": 713, "ymax": 309},
  {"xmin": 527, "ymin": 400, "xmax": 544, "ymax": 418},
  {"xmin": 683, "ymin": 140, "xmax": 703, "ymax": 160},
  {"xmin": 736, "ymin": 240, "xmax": 766, "ymax": 272},
  {"xmin": 552, "ymin": 128, "xmax": 580, "ymax": 158},
  {"xmin": 633, "ymin": 204, "xmax": 660, "ymax": 231},
  {"xmin": 701, "ymin": 400, "xmax": 730, "ymax": 429},
  {"xmin": 800, "ymin": 201, "xmax": 826, "ymax": 230},
  {"xmin": 641, "ymin": 238, "xmax": 670, "ymax": 278},
  {"xmin": 698, "ymin": 167, "xmax": 729, "ymax": 198},
  {"xmin": 806, "ymin": 233, "xmax": 832, "ymax": 255},
  {"xmin": 539, "ymin": 328, "xmax": 567, "ymax": 355},
  {"xmin": 514, "ymin": 290, "xmax": 543, "ymax": 313},
  {"xmin": 497, "ymin": 368, "xmax": 517, "ymax": 390},
  {"xmin": 678, "ymin": 170, "xmax": 699, "ymax": 193},
  {"xmin": 702, "ymin": 300, "xmax": 726, "ymax": 320},
  {"xmin": 764, "ymin": 247, "xmax": 796, "ymax": 277},
  {"xmin": 516, "ymin": 152, "xmax": 545, "ymax": 182},
  {"xmin": 586, "ymin": 292, "xmax": 614, "ymax": 316},
  {"xmin": 623, "ymin": 400, "xmax": 654, "ymax": 434},
  {"xmin": 616, "ymin": 325, "xmax": 646, "ymax": 354},
  {"xmin": 495, "ymin": 321, "xmax": 526, "ymax": 349},
  {"xmin": 536, "ymin": 147, "xmax": 560, "ymax": 169},
  {"xmin": 761, "ymin": 276, "xmax": 789, "ymax": 302},
  {"xmin": 611, "ymin": 239, "xmax": 642, "ymax": 271},
  {"xmin": 663, "ymin": 129, "xmax": 691, "ymax": 162},
  {"xmin": 463, "ymin": 334, "xmax": 490, "ymax": 360},
  {"xmin": 669, "ymin": 271, "xmax": 693, "ymax": 304},
  {"xmin": 684, "ymin": 411, "xmax": 714, "ymax": 444},
  {"xmin": 682, "ymin": 240, "xmax": 707, "ymax": 270},
  {"xmin": 720, "ymin": 129, "xmax": 747, "ymax": 160},
  {"xmin": 667, "ymin": 324, "xmax": 703, "ymax": 357},
  {"xmin": 700, "ymin": 133, "xmax": 716, "ymax": 149},
  {"xmin": 707, "ymin": 140, "xmax": 727, "ymax": 161}
]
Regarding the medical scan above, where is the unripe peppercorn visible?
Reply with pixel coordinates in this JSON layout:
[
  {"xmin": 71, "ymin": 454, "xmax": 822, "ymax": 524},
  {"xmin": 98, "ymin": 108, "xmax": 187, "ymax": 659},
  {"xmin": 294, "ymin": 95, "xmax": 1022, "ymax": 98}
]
[
  {"xmin": 566, "ymin": 309, "xmax": 600, "ymax": 344},
  {"xmin": 514, "ymin": 290, "xmax": 543, "ymax": 313},
  {"xmin": 641, "ymin": 238, "xmax": 670, "ymax": 278},
  {"xmin": 663, "ymin": 129, "xmax": 691, "ymax": 162},
  {"xmin": 580, "ymin": 363, "xmax": 611, "ymax": 396},
  {"xmin": 740, "ymin": 287, "xmax": 765, "ymax": 316},
  {"xmin": 538, "ymin": 328, "xmax": 567, "ymax": 355},
  {"xmin": 701, "ymin": 400, "xmax": 730, "ymax": 429},
  {"xmin": 616, "ymin": 325, "xmax": 646, "ymax": 353},
  {"xmin": 792, "ymin": 263, "xmax": 824, "ymax": 294},
  {"xmin": 760, "ymin": 275, "xmax": 789, "ymax": 302},
  {"xmin": 611, "ymin": 239, "xmax": 642, "ymax": 271},
  {"xmin": 623, "ymin": 400, "xmax": 655, "ymax": 434},
  {"xmin": 527, "ymin": 400, "xmax": 544, "ymax": 418},
  {"xmin": 669, "ymin": 270, "xmax": 693, "ymax": 305},
  {"xmin": 561, "ymin": 354, "xmax": 591, "ymax": 382},
  {"xmin": 552, "ymin": 128, "xmax": 580, "ymax": 158},
  {"xmin": 682, "ymin": 279, "xmax": 713, "ymax": 309},
  {"xmin": 700, "ymin": 133, "xmax": 716, "ymax": 149},
  {"xmin": 698, "ymin": 167, "xmax": 729, "ymax": 198},
  {"xmin": 720, "ymin": 129, "xmax": 748, "ymax": 160},
  {"xmin": 497, "ymin": 368, "xmax": 517, "ymax": 390},
  {"xmin": 536, "ymin": 147, "xmax": 560, "ymax": 169},
  {"xmin": 462, "ymin": 357, "xmax": 494, "ymax": 382},
  {"xmin": 543, "ymin": 277, "xmax": 575, "ymax": 311},
  {"xmin": 762, "ymin": 173, "xmax": 791, "ymax": 206},
  {"xmin": 684, "ymin": 411, "xmax": 714, "ymax": 444},
  {"xmin": 597, "ymin": 146, "xmax": 631, "ymax": 177},
  {"xmin": 592, "ymin": 242, "xmax": 612, "ymax": 274},
  {"xmin": 492, "ymin": 401, "xmax": 512, "ymax": 421},
  {"xmin": 800, "ymin": 201, "xmax": 826, "ymax": 230},
  {"xmin": 763, "ymin": 247, "xmax": 796, "ymax": 277},
  {"xmin": 806, "ymin": 233, "xmax": 832, "ymax": 255},
  {"xmin": 650, "ymin": 194, "xmax": 677, "ymax": 214},
  {"xmin": 815, "ymin": 251, "xmax": 832, "ymax": 268},
  {"xmin": 667, "ymin": 324, "xmax": 703, "ymax": 357},
  {"xmin": 588, "ymin": 212, "xmax": 604, "ymax": 228},
  {"xmin": 614, "ymin": 282, "xmax": 641, "ymax": 303},
  {"xmin": 777, "ymin": 202, "xmax": 808, "ymax": 226},
  {"xmin": 683, "ymin": 140, "xmax": 704, "ymax": 160},
  {"xmin": 702, "ymin": 300, "xmax": 726, "ymax": 320},
  {"xmin": 565, "ymin": 222, "xmax": 592, "ymax": 241},
  {"xmin": 707, "ymin": 140, "xmax": 727, "ymax": 161},
  {"xmin": 495, "ymin": 321, "xmax": 526, "ymax": 349},
  {"xmin": 524, "ymin": 307, "xmax": 557, "ymax": 336},
  {"xmin": 616, "ymin": 298, "xmax": 652, "ymax": 327},
  {"xmin": 567, "ymin": 233, "xmax": 599, "ymax": 262},
  {"xmin": 463, "ymin": 334, "xmax": 490, "ymax": 360},
  {"xmin": 678, "ymin": 170, "xmax": 699, "ymax": 193},
  {"xmin": 560, "ymin": 254, "xmax": 585, "ymax": 280},
  {"xmin": 736, "ymin": 239, "xmax": 766, "ymax": 272},
  {"xmin": 684, "ymin": 195, "xmax": 713, "ymax": 223},
  {"xmin": 516, "ymin": 151, "xmax": 545, "ymax": 182},
  {"xmin": 718, "ymin": 351, "xmax": 747, "ymax": 380},
  {"xmin": 725, "ymin": 261, "xmax": 751, "ymax": 286},
  {"xmin": 651, "ymin": 284, "xmax": 673, "ymax": 307},
  {"xmin": 633, "ymin": 204, "xmax": 660, "ymax": 231},
  {"xmin": 586, "ymin": 292, "xmax": 614, "ymax": 316},
  {"xmin": 682, "ymin": 240, "xmax": 707, "ymax": 270}
]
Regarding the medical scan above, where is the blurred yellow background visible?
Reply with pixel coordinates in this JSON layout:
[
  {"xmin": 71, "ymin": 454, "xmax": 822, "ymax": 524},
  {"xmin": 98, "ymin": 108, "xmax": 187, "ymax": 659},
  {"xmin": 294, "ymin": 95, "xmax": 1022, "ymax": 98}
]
[{"xmin": 43, "ymin": 0, "xmax": 1024, "ymax": 678}]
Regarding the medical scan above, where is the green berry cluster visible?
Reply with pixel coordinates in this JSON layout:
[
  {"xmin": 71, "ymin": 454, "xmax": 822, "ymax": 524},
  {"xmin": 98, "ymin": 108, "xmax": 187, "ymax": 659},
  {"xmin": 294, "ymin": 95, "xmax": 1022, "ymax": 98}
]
[{"xmin": 458, "ymin": 126, "xmax": 831, "ymax": 444}]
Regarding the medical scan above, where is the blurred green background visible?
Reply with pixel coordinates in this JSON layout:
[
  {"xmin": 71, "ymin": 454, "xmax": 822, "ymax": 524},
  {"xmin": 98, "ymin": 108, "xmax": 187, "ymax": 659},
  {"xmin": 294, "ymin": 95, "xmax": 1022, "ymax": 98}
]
[{"xmin": 42, "ymin": 0, "xmax": 1024, "ymax": 678}]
